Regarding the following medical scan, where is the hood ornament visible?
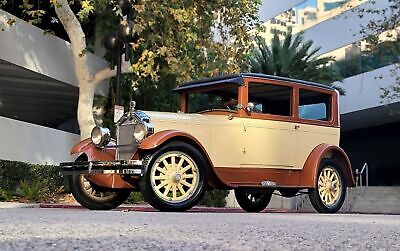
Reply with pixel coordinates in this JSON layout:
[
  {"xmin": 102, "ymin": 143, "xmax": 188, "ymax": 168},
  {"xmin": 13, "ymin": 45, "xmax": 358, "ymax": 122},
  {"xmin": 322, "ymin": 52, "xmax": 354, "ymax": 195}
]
[{"xmin": 129, "ymin": 101, "xmax": 136, "ymax": 113}]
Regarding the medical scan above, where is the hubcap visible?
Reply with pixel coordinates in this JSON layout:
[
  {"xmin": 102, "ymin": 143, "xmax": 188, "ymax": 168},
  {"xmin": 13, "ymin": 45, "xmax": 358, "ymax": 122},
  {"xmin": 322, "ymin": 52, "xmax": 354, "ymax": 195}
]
[
  {"xmin": 317, "ymin": 167, "xmax": 341, "ymax": 206},
  {"xmin": 150, "ymin": 152, "xmax": 199, "ymax": 203}
]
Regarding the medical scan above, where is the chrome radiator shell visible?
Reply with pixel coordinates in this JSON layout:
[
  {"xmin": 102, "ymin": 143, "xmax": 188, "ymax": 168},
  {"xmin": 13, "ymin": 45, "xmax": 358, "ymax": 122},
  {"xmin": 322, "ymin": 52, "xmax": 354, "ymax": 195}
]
[{"xmin": 116, "ymin": 122, "xmax": 138, "ymax": 160}]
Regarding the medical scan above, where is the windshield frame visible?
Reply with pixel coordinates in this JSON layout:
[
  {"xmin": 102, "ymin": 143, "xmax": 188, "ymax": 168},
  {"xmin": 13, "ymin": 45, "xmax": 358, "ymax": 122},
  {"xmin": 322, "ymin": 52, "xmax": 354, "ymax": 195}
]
[{"xmin": 180, "ymin": 83, "xmax": 242, "ymax": 114}]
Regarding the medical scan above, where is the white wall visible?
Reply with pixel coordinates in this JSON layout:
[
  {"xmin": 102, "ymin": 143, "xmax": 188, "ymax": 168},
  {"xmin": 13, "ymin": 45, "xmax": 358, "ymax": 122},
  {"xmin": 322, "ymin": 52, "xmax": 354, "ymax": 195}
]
[
  {"xmin": 336, "ymin": 64, "xmax": 398, "ymax": 114},
  {"xmin": 0, "ymin": 116, "xmax": 79, "ymax": 164},
  {"xmin": 302, "ymin": 0, "xmax": 394, "ymax": 56},
  {"xmin": 0, "ymin": 9, "xmax": 109, "ymax": 96},
  {"xmin": 259, "ymin": 0, "xmax": 306, "ymax": 22}
]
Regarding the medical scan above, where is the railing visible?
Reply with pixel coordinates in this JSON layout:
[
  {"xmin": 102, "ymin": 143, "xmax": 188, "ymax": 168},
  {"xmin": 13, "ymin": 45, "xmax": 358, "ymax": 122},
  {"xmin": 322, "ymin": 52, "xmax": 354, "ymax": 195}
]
[{"xmin": 355, "ymin": 163, "xmax": 369, "ymax": 187}]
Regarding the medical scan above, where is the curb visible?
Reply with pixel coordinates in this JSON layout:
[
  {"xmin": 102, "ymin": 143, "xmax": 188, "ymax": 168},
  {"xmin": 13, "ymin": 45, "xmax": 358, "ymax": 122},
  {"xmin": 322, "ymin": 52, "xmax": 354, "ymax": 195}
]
[
  {"xmin": 0, "ymin": 202, "xmax": 40, "ymax": 209},
  {"xmin": 39, "ymin": 203, "xmax": 300, "ymax": 213}
]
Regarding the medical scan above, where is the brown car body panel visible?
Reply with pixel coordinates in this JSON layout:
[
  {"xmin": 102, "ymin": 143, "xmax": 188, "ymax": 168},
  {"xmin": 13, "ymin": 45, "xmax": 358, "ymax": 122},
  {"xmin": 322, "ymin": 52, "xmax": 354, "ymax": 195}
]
[
  {"xmin": 70, "ymin": 139, "xmax": 135, "ymax": 189},
  {"xmin": 214, "ymin": 167, "xmax": 301, "ymax": 188},
  {"xmin": 300, "ymin": 143, "xmax": 355, "ymax": 187}
]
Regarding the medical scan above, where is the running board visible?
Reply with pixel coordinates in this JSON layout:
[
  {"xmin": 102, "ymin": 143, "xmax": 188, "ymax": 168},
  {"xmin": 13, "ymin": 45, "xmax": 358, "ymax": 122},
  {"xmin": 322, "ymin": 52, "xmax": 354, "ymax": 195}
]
[{"xmin": 60, "ymin": 160, "xmax": 143, "ymax": 176}]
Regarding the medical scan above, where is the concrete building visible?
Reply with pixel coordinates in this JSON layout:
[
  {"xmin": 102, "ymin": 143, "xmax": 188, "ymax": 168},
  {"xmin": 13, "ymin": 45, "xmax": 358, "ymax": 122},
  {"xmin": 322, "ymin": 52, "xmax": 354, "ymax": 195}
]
[
  {"xmin": 0, "ymin": 9, "xmax": 108, "ymax": 164},
  {"xmin": 258, "ymin": 0, "xmax": 400, "ymax": 186}
]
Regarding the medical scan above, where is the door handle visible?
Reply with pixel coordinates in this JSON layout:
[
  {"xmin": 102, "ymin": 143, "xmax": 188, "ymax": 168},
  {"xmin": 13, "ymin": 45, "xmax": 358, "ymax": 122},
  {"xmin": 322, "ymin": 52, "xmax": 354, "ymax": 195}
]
[{"xmin": 294, "ymin": 125, "xmax": 300, "ymax": 130}]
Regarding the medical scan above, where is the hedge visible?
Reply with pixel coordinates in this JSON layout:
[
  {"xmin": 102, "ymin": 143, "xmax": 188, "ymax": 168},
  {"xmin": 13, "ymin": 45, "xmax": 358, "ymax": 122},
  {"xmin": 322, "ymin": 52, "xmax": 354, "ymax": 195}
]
[
  {"xmin": 0, "ymin": 160, "xmax": 63, "ymax": 202},
  {"xmin": 0, "ymin": 159, "xmax": 229, "ymax": 207}
]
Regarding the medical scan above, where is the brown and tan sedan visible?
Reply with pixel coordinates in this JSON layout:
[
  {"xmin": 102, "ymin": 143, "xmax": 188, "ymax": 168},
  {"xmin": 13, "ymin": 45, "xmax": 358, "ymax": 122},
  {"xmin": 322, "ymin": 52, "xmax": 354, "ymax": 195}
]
[{"xmin": 61, "ymin": 73, "xmax": 354, "ymax": 213}]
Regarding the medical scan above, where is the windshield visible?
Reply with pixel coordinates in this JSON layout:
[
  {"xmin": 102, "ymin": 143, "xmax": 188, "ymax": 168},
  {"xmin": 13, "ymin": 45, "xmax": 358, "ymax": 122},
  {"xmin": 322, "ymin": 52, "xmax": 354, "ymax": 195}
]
[{"xmin": 187, "ymin": 86, "xmax": 239, "ymax": 113}]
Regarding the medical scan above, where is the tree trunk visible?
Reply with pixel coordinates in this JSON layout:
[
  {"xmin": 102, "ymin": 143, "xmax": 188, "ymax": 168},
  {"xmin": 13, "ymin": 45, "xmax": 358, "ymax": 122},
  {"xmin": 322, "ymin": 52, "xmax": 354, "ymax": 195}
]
[
  {"xmin": 77, "ymin": 81, "xmax": 98, "ymax": 139},
  {"xmin": 54, "ymin": 0, "xmax": 96, "ymax": 140},
  {"xmin": 53, "ymin": 0, "xmax": 132, "ymax": 140}
]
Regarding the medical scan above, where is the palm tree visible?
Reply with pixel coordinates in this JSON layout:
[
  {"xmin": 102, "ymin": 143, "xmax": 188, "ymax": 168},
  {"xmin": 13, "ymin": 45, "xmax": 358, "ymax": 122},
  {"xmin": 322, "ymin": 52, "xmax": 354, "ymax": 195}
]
[{"xmin": 250, "ymin": 31, "xmax": 342, "ymax": 90}]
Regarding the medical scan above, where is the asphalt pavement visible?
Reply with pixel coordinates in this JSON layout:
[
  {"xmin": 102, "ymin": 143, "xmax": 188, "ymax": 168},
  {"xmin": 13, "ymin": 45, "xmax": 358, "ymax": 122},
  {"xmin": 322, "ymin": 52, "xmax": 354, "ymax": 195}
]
[{"xmin": 0, "ymin": 207, "xmax": 399, "ymax": 250}]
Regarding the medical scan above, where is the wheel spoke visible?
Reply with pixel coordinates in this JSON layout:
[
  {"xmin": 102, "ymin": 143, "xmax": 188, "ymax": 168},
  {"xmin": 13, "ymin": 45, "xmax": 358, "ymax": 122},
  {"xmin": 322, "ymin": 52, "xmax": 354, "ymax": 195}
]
[
  {"xmin": 162, "ymin": 159, "xmax": 170, "ymax": 169},
  {"xmin": 172, "ymin": 185, "xmax": 177, "ymax": 199},
  {"xmin": 182, "ymin": 174, "xmax": 194, "ymax": 179},
  {"xmin": 171, "ymin": 156, "xmax": 176, "ymax": 169},
  {"xmin": 180, "ymin": 165, "xmax": 192, "ymax": 174},
  {"xmin": 180, "ymin": 180, "xmax": 192, "ymax": 188},
  {"xmin": 177, "ymin": 183, "xmax": 186, "ymax": 194},
  {"xmin": 153, "ymin": 175, "xmax": 167, "ymax": 180},
  {"xmin": 163, "ymin": 184, "xmax": 172, "ymax": 196},
  {"xmin": 176, "ymin": 158, "xmax": 184, "ymax": 171},
  {"xmin": 156, "ymin": 166, "xmax": 167, "ymax": 175},
  {"xmin": 155, "ymin": 180, "xmax": 169, "ymax": 190}
]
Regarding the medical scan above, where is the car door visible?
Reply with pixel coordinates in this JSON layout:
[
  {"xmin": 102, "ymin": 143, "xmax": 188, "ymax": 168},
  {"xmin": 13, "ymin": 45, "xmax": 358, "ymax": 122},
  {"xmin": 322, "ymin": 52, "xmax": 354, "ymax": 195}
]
[
  {"xmin": 294, "ymin": 88, "xmax": 340, "ymax": 169},
  {"xmin": 241, "ymin": 82, "xmax": 296, "ymax": 169}
]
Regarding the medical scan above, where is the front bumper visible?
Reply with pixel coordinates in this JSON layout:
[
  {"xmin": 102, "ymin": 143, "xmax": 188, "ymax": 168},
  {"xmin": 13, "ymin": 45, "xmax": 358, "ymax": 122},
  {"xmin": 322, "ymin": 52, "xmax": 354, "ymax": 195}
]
[{"xmin": 60, "ymin": 160, "xmax": 143, "ymax": 176}]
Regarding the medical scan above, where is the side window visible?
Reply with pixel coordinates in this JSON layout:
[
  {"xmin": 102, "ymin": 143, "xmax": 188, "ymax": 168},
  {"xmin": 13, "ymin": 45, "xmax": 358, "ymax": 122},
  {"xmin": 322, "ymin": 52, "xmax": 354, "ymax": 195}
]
[
  {"xmin": 299, "ymin": 89, "xmax": 331, "ymax": 121},
  {"xmin": 248, "ymin": 83, "xmax": 292, "ymax": 116}
]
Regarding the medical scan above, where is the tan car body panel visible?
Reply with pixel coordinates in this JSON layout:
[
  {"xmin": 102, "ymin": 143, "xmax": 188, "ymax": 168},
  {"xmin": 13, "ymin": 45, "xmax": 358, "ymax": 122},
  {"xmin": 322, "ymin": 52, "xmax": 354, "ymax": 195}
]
[{"xmin": 139, "ymin": 111, "xmax": 352, "ymax": 188}]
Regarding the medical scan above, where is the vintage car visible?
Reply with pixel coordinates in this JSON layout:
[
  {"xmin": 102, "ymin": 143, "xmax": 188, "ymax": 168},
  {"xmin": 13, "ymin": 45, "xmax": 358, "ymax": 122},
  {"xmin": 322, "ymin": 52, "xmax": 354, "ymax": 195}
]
[{"xmin": 61, "ymin": 73, "xmax": 355, "ymax": 213}]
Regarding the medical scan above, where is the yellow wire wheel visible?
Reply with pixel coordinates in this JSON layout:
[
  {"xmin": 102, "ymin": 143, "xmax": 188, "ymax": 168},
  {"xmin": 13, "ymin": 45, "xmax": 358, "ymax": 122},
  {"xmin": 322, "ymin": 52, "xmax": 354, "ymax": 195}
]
[
  {"xmin": 317, "ymin": 166, "xmax": 341, "ymax": 206},
  {"xmin": 309, "ymin": 160, "xmax": 346, "ymax": 213},
  {"xmin": 150, "ymin": 151, "xmax": 200, "ymax": 204}
]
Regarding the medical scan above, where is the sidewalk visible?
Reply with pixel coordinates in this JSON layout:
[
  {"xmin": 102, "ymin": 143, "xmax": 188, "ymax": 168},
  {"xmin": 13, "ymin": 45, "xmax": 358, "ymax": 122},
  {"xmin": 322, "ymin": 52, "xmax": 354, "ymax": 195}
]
[{"xmin": 0, "ymin": 202, "xmax": 294, "ymax": 213}]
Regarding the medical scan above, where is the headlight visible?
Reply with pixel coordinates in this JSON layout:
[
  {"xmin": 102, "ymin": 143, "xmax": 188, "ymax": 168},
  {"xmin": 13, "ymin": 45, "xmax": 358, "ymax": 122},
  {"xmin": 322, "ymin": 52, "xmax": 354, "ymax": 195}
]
[
  {"xmin": 91, "ymin": 126, "xmax": 111, "ymax": 147},
  {"xmin": 133, "ymin": 123, "xmax": 147, "ymax": 142}
]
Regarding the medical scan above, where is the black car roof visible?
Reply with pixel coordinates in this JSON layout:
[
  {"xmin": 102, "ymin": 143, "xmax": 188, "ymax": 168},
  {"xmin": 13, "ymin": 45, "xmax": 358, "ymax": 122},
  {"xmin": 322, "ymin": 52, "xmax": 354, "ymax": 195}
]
[{"xmin": 173, "ymin": 73, "xmax": 336, "ymax": 93}]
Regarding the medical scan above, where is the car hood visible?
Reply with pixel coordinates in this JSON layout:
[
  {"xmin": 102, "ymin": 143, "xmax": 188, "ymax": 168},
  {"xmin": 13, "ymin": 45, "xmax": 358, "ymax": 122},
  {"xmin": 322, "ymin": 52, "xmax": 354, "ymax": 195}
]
[{"xmin": 144, "ymin": 111, "xmax": 210, "ymax": 124}]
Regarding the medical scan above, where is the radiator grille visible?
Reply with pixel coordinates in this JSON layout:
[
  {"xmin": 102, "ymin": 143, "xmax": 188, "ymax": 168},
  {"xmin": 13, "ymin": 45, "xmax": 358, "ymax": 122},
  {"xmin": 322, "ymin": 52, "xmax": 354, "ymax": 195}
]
[{"xmin": 116, "ymin": 123, "xmax": 138, "ymax": 160}]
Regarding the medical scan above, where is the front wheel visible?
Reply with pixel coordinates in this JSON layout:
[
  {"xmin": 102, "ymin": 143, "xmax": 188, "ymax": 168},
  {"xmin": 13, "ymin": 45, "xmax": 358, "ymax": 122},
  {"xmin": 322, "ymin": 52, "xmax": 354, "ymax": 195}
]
[
  {"xmin": 234, "ymin": 188, "xmax": 273, "ymax": 212},
  {"xmin": 309, "ymin": 159, "xmax": 346, "ymax": 213},
  {"xmin": 68, "ymin": 156, "xmax": 130, "ymax": 210},
  {"xmin": 139, "ymin": 141, "xmax": 207, "ymax": 211}
]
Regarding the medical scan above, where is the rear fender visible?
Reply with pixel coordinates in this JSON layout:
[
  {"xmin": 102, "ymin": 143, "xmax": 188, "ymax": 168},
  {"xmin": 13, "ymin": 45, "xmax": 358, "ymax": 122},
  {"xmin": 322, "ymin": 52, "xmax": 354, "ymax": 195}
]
[{"xmin": 300, "ymin": 144, "xmax": 355, "ymax": 187}]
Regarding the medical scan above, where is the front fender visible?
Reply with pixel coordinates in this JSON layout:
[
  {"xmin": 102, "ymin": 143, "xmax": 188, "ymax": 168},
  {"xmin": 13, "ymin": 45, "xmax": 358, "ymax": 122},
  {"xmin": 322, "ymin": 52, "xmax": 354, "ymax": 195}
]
[
  {"xmin": 69, "ymin": 139, "xmax": 133, "ymax": 189},
  {"xmin": 300, "ymin": 144, "xmax": 355, "ymax": 187},
  {"xmin": 138, "ymin": 130, "xmax": 228, "ymax": 188},
  {"xmin": 70, "ymin": 138, "xmax": 115, "ymax": 161},
  {"xmin": 139, "ymin": 130, "xmax": 204, "ymax": 150}
]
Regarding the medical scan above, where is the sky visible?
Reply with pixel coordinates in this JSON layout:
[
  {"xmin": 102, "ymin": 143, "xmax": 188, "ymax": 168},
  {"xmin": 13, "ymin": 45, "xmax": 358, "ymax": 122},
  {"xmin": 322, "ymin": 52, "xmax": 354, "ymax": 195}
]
[{"xmin": 296, "ymin": 0, "xmax": 318, "ymax": 9}]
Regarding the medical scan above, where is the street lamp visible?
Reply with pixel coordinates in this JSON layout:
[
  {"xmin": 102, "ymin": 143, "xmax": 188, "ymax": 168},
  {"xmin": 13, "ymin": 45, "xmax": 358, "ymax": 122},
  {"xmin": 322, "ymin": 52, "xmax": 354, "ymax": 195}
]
[{"xmin": 103, "ymin": 0, "xmax": 137, "ymax": 107}]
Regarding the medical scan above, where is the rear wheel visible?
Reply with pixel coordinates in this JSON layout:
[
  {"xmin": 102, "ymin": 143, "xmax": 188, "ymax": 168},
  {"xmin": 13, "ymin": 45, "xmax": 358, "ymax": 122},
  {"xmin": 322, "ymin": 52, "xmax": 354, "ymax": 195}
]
[
  {"xmin": 235, "ymin": 188, "xmax": 273, "ymax": 212},
  {"xmin": 309, "ymin": 159, "xmax": 346, "ymax": 213},
  {"xmin": 68, "ymin": 156, "xmax": 130, "ymax": 210},
  {"xmin": 139, "ymin": 141, "xmax": 207, "ymax": 211}
]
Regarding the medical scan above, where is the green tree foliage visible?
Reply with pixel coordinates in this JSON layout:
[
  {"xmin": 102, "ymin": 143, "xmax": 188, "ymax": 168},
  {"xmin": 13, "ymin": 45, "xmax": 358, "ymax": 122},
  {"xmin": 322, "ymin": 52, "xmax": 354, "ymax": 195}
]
[
  {"xmin": 249, "ymin": 32, "xmax": 343, "ymax": 90},
  {"xmin": 128, "ymin": 0, "xmax": 260, "ymax": 83},
  {"xmin": 354, "ymin": 0, "xmax": 400, "ymax": 101}
]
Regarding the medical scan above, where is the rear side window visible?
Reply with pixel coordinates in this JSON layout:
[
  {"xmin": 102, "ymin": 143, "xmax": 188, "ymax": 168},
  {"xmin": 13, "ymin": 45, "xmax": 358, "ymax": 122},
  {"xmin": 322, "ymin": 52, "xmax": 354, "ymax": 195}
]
[{"xmin": 299, "ymin": 89, "xmax": 331, "ymax": 121}]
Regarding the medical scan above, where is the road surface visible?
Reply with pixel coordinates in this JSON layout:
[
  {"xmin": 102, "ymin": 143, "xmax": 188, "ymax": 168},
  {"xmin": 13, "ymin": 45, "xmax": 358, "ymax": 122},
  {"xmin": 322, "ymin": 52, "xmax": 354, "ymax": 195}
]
[{"xmin": 0, "ymin": 208, "xmax": 399, "ymax": 250}]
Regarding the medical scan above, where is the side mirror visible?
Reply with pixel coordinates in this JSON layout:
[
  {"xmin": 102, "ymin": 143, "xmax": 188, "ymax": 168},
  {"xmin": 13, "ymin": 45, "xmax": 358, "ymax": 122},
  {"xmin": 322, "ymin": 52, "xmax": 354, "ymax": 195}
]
[{"xmin": 246, "ymin": 102, "xmax": 255, "ymax": 112}]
